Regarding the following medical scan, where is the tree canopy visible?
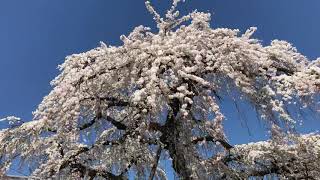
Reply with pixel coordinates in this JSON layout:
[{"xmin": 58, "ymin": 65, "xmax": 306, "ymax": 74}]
[{"xmin": 0, "ymin": 0, "xmax": 319, "ymax": 179}]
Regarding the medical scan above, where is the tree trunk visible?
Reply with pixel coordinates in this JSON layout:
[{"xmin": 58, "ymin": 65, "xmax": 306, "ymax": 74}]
[{"xmin": 159, "ymin": 99, "xmax": 194, "ymax": 179}]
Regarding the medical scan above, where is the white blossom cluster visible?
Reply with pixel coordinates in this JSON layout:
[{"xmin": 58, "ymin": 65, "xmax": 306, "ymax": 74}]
[
  {"xmin": 0, "ymin": 0, "xmax": 319, "ymax": 179},
  {"xmin": 233, "ymin": 134, "xmax": 320, "ymax": 179}
]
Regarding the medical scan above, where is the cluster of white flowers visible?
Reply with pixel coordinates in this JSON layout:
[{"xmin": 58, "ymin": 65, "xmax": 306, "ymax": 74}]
[
  {"xmin": 233, "ymin": 134, "xmax": 320, "ymax": 179},
  {"xmin": 0, "ymin": 0, "xmax": 319, "ymax": 179},
  {"xmin": 0, "ymin": 116, "xmax": 22, "ymax": 126}
]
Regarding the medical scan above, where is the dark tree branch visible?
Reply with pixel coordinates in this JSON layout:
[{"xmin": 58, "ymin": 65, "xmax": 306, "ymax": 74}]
[
  {"xmin": 192, "ymin": 135, "xmax": 233, "ymax": 150},
  {"xmin": 148, "ymin": 122, "xmax": 163, "ymax": 132},
  {"xmin": 59, "ymin": 146, "xmax": 90, "ymax": 171},
  {"xmin": 81, "ymin": 96, "xmax": 129, "ymax": 107},
  {"xmin": 46, "ymin": 127, "xmax": 57, "ymax": 133},
  {"xmin": 118, "ymin": 156, "xmax": 140, "ymax": 178},
  {"xmin": 103, "ymin": 115, "xmax": 127, "ymax": 130},
  {"xmin": 69, "ymin": 162, "xmax": 124, "ymax": 180},
  {"xmin": 148, "ymin": 147, "xmax": 162, "ymax": 180},
  {"xmin": 57, "ymin": 136, "xmax": 127, "ymax": 178},
  {"xmin": 79, "ymin": 118, "xmax": 96, "ymax": 131},
  {"xmin": 100, "ymin": 96, "xmax": 129, "ymax": 107},
  {"xmin": 46, "ymin": 114, "xmax": 128, "ymax": 133}
]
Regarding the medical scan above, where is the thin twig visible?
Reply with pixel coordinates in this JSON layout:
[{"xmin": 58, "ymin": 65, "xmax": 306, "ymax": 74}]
[{"xmin": 148, "ymin": 147, "xmax": 162, "ymax": 180}]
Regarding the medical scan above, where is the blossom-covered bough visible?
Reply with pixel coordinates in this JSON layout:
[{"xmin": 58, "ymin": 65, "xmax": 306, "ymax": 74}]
[{"xmin": 1, "ymin": 0, "xmax": 320, "ymax": 179}]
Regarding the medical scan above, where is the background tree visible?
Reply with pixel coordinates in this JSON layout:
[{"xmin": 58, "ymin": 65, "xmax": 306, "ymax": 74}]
[{"xmin": 0, "ymin": 0, "xmax": 320, "ymax": 179}]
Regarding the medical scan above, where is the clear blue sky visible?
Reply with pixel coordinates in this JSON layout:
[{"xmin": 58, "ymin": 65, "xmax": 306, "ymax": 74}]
[{"xmin": 0, "ymin": 0, "xmax": 319, "ymax": 146}]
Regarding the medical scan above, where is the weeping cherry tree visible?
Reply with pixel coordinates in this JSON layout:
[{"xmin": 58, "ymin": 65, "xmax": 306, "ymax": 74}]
[{"xmin": 1, "ymin": 0, "xmax": 320, "ymax": 179}]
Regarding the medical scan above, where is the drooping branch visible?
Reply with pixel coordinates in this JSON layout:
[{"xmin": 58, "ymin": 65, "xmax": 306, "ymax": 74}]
[
  {"xmin": 57, "ymin": 137, "xmax": 128, "ymax": 178},
  {"xmin": 71, "ymin": 162, "xmax": 124, "ymax": 180},
  {"xmin": 148, "ymin": 147, "xmax": 162, "ymax": 180},
  {"xmin": 103, "ymin": 115, "xmax": 127, "ymax": 130},
  {"xmin": 78, "ymin": 118, "xmax": 96, "ymax": 131},
  {"xmin": 192, "ymin": 135, "xmax": 233, "ymax": 150}
]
